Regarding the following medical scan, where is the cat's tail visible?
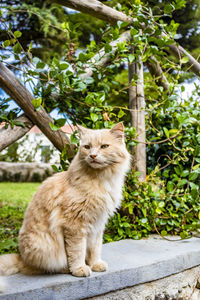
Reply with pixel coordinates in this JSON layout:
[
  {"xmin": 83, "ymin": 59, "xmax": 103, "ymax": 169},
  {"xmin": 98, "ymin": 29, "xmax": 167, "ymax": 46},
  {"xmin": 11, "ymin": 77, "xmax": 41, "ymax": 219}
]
[{"xmin": 0, "ymin": 253, "xmax": 42, "ymax": 276}]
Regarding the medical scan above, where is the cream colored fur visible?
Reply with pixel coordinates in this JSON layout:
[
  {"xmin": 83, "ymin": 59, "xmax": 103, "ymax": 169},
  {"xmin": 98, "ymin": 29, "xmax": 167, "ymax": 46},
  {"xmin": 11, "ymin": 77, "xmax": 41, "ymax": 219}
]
[{"xmin": 0, "ymin": 123, "xmax": 130, "ymax": 277}]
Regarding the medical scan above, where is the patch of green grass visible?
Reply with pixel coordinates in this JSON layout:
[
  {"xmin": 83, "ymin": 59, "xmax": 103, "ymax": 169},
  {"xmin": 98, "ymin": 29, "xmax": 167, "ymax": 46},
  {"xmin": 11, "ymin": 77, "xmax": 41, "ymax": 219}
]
[{"xmin": 0, "ymin": 182, "xmax": 40, "ymax": 254}]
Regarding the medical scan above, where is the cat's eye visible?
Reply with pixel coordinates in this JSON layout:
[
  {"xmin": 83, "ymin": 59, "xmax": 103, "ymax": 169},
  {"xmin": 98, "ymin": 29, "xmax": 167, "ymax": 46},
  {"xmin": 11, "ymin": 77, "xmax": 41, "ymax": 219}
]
[
  {"xmin": 101, "ymin": 144, "xmax": 109, "ymax": 149},
  {"xmin": 84, "ymin": 145, "xmax": 90, "ymax": 149}
]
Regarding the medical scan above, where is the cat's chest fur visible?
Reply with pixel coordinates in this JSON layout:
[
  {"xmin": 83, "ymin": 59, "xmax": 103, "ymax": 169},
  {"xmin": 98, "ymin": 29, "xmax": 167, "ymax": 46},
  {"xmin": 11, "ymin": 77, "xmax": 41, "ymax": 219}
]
[
  {"xmin": 74, "ymin": 171, "xmax": 125, "ymax": 234},
  {"xmin": 73, "ymin": 170, "xmax": 125, "ymax": 216}
]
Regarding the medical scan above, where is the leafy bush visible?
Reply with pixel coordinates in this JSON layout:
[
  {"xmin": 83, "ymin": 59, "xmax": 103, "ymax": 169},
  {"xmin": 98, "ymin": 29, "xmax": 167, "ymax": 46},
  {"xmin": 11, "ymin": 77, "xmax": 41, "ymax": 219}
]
[{"xmin": 105, "ymin": 93, "xmax": 200, "ymax": 242}]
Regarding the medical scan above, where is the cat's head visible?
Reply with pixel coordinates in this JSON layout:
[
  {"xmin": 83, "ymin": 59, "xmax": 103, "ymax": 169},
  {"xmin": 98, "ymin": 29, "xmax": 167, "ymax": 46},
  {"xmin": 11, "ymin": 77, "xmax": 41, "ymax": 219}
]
[{"xmin": 77, "ymin": 123, "xmax": 129, "ymax": 169}]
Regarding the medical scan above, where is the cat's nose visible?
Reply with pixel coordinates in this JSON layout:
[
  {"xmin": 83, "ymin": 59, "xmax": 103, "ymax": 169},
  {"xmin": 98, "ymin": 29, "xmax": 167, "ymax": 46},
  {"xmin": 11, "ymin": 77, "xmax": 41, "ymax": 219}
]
[{"xmin": 90, "ymin": 154, "xmax": 97, "ymax": 159}]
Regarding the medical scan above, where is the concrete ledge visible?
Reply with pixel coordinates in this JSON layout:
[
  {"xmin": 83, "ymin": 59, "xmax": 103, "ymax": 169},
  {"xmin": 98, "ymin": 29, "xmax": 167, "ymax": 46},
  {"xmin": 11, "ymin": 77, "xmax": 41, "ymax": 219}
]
[{"xmin": 1, "ymin": 236, "xmax": 200, "ymax": 300}]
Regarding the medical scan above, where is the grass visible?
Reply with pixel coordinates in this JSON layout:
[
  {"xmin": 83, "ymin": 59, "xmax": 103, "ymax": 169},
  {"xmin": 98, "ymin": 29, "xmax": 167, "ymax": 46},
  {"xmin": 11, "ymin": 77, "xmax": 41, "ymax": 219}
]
[{"xmin": 0, "ymin": 182, "xmax": 40, "ymax": 254}]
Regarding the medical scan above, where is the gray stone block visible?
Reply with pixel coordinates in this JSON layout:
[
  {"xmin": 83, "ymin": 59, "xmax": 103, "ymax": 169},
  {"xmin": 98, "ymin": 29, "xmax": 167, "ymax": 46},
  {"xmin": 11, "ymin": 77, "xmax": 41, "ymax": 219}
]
[{"xmin": 1, "ymin": 236, "xmax": 200, "ymax": 300}]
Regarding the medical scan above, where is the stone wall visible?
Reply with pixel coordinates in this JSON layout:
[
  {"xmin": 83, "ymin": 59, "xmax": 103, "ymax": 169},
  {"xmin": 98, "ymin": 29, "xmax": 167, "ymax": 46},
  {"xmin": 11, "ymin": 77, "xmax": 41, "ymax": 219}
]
[
  {"xmin": 0, "ymin": 162, "xmax": 55, "ymax": 182},
  {"xmin": 91, "ymin": 266, "xmax": 200, "ymax": 300}
]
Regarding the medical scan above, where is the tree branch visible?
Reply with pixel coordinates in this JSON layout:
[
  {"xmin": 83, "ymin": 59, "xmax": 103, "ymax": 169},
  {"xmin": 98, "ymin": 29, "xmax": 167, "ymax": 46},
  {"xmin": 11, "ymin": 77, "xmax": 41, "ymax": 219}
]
[
  {"xmin": 53, "ymin": 0, "xmax": 200, "ymax": 78},
  {"xmin": 0, "ymin": 114, "xmax": 33, "ymax": 152},
  {"xmin": 53, "ymin": 0, "xmax": 132, "ymax": 24},
  {"xmin": 82, "ymin": 30, "xmax": 131, "ymax": 78},
  {"xmin": 167, "ymin": 42, "xmax": 200, "ymax": 77},
  {"xmin": 52, "ymin": 30, "xmax": 132, "ymax": 100},
  {"xmin": 146, "ymin": 55, "xmax": 170, "ymax": 94},
  {"xmin": 0, "ymin": 62, "xmax": 75, "ymax": 156}
]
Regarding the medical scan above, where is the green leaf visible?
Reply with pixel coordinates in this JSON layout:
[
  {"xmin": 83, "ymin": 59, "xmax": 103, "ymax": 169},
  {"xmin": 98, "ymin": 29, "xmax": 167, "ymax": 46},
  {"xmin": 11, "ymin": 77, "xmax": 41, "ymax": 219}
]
[
  {"xmin": 180, "ymin": 56, "xmax": 189, "ymax": 64},
  {"xmin": 78, "ymin": 52, "xmax": 86, "ymax": 62},
  {"xmin": 13, "ymin": 121, "xmax": 25, "ymax": 128},
  {"xmin": 161, "ymin": 230, "xmax": 167, "ymax": 237},
  {"xmin": 191, "ymin": 189, "xmax": 198, "ymax": 199},
  {"xmin": 49, "ymin": 123, "xmax": 59, "ymax": 131},
  {"xmin": 55, "ymin": 118, "xmax": 66, "ymax": 128},
  {"xmin": 118, "ymin": 109, "xmax": 125, "ymax": 118},
  {"xmin": 118, "ymin": 228, "xmax": 123, "ymax": 236},
  {"xmin": 130, "ymin": 28, "xmax": 138, "ymax": 36},
  {"xmin": 84, "ymin": 77, "xmax": 94, "ymax": 85},
  {"xmin": 32, "ymin": 97, "xmax": 42, "ymax": 109},
  {"xmin": 180, "ymin": 231, "xmax": 188, "ymax": 239},
  {"xmin": 51, "ymin": 165, "xmax": 59, "ymax": 172},
  {"xmin": 175, "ymin": 166, "xmax": 181, "ymax": 175},
  {"xmin": 177, "ymin": 179, "xmax": 187, "ymax": 187},
  {"xmin": 189, "ymin": 182, "xmax": 199, "ymax": 190},
  {"xmin": 128, "ymin": 54, "xmax": 135, "ymax": 63},
  {"xmin": 90, "ymin": 112, "xmax": 98, "ymax": 123},
  {"xmin": 70, "ymin": 133, "xmax": 79, "ymax": 145},
  {"xmin": 119, "ymin": 21, "xmax": 130, "ymax": 28},
  {"xmin": 168, "ymin": 129, "xmax": 178, "ymax": 136},
  {"xmin": 158, "ymin": 201, "xmax": 165, "ymax": 208},
  {"xmin": 2, "ymin": 40, "xmax": 10, "ymax": 47},
  {"xmin": 104, "ymin": 44, "xmax": 112, "ymax": 53},
  {"xmin": 59, "ymin": 63, "xmax": 69, "ymax": 70},
  {"xmin": 155, "ymin": 208, "xmax": 162, "ymax": 214},
  {"xmin": 181, "ymin": 85, "xmax": 185, "ymax": 92},
  {"xmin": 181, "ymin": 170, "xmax": 189, "ymax": 177},
  {"xmin": 163, "ymin": 127, "xmax": 169, "ymax": 138},
  {"xmin": 189, "ymin": 172, "xmax": 199, "ymax": 181},
  {"xmin": 164, "ymin": 3, "xmax": 175, "ymax": 14},
  {"xmin": 36, "ymin": 61, "xmax": 45, "ymax": 69},
  {"xmin": 168, "ymin": 95, "xmax": 177, "ymax": 101},
  {"xmin": 74, "ymin": 82, "xmax": 86, "ymax": 91},
  {"xmin": 13, "ymin": 42, "xmax": 22, "ymax": 54},
  {"xmin": 14, "ymin": 31, "xmax": 22, "ymax": 38}
]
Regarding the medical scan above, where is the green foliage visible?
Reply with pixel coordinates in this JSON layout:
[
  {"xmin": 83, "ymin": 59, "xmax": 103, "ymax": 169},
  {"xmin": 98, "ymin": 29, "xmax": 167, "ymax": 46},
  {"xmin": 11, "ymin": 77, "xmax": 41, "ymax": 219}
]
[
  {"xmin": 0, "ymin": 183, "xmax": 39, "ymax": 254},
  {"xmin": 105, "ymin": 89, "xmax": 200, "ymax": 242},
  {"xmin": 142, "ymin": 0, "xmax": 200, "ymax": 56},
  {"xmin": 105, "ymin": 166, "xmax": 199, "ymax": 242},
  {"xmin": 0, "ymin": 0, "xmax": 72, "ymax": 63}
]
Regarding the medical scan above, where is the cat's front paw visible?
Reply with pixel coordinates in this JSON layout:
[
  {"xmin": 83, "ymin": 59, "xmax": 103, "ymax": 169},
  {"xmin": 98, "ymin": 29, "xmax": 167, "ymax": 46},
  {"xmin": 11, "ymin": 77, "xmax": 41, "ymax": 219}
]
[
  {"xmin": 91, "ymin": 260, "xmax": 108, "ymax": 272},
  {"xmin": 72, "ymin": 265, "xmax": 91, "ymax": 277}
]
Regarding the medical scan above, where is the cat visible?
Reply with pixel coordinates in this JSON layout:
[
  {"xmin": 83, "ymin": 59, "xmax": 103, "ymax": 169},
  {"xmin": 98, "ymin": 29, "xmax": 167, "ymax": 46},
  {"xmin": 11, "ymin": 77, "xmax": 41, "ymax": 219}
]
[{"xmin": 0, "ymin": 122, "xmax": 131, "ymax": 278}]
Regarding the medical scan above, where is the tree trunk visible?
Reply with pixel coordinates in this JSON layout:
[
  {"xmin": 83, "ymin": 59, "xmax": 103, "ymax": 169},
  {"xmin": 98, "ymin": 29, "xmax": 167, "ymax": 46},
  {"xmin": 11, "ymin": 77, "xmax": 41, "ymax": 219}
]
[
  {"xmin": 0, "ymin": 114, "xmax": 33, "ymax": 152},
  {"xmin": 0, "ymin": 63, "xmax": 75, "ymax": 156},
  {"xmin": 129, "ymin": 57, "xmax": 146, "ymax": 182}
]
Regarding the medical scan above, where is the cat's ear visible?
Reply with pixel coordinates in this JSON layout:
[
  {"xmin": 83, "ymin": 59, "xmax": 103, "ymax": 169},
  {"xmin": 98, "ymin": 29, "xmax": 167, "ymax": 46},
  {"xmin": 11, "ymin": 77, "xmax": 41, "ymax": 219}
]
[
  {"xmin": 76, "ymin": 125, "xmax": 88, "ymax": 137},
  {"xmin": 110, "ymin": 122, "xmax": 124, "ymax": 140}
]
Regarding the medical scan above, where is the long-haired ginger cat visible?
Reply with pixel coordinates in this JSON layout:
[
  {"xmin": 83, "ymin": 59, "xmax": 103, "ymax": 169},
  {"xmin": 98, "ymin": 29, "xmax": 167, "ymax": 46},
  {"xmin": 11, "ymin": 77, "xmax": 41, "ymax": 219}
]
[{"xmin": 0, "ymin": 123, "xmax": 130, "ymax": 278}]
